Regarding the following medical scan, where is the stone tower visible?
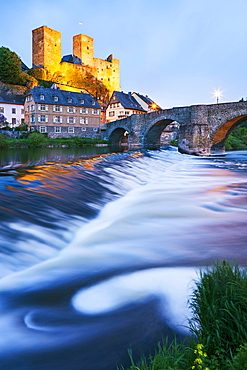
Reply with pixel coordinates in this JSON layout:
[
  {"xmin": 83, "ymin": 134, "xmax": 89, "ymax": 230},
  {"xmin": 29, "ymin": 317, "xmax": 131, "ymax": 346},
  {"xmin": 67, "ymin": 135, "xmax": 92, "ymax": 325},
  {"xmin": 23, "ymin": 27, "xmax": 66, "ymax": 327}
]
[
  {"xmin": 32, "ymin": 26, "xmax": 62, "ymax": 71},
  {"xmin": 73, "ymin": 34, "xmax": 94, "ymax": 66}
]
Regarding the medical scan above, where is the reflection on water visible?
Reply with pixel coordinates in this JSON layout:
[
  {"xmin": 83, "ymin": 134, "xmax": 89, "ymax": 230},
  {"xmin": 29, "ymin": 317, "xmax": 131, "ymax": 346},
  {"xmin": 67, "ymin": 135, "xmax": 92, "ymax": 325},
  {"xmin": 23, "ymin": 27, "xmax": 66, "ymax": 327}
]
[
  {"xmin": 0, "ymin": 147, "xmax": 246, "ymax": 369},
  {"xmin": 0, "ymin": 146, "xmax": 119, "ymax": 170}
]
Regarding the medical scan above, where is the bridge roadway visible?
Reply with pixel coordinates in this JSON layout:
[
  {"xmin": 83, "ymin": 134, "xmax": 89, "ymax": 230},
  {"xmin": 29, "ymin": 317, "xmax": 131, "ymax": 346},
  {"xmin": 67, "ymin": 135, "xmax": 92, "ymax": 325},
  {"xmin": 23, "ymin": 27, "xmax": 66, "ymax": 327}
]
[{"xmin": 103, "ymin": 101, "xmax": 247, "ymax": 155}]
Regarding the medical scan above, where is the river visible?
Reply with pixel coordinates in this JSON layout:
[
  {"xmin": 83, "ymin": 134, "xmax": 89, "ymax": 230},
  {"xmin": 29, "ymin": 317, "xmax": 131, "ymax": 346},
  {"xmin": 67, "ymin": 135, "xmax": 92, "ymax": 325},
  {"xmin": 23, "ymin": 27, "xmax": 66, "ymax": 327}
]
[{"xmin": 0, "ymin": 146, "xmax": 246, "ymax": 369}]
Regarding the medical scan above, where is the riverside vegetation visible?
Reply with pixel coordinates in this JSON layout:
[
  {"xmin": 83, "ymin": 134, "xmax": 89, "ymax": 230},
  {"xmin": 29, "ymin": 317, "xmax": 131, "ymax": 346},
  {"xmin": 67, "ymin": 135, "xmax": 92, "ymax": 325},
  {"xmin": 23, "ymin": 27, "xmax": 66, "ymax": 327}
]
[
  {"xmin": 0, "ymin": 132, "xmax": 109, "ymax": 149},
  {"xmin": 120, "ymin": 261, "xmax": 247, "ymax": 370}
]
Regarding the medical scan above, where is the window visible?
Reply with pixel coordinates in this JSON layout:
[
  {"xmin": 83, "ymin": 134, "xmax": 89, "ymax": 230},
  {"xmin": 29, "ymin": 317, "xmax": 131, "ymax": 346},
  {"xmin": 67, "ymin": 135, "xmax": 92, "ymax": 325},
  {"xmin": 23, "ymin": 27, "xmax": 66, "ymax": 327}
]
[
  {"xmin": 21, "ymin": 119, "xmax": 25, "ymax": 124},
  {"xmin": 67, "ymin": 117, "xmax": 76, "ymax": 124},
  {"xmin": 92, "ymin": 101, "xmax": 96, "ymax": 105},
  {"xmin": 40, "ymin": 94, "xmax": 44, "ymax": 100},
  {"xmin": 21, "ymin": 109, "xmax": 24, "ymax": 115},
  {"xmin": 80, "ymin": 108, "xmax": 88, "ymax": 114},
  {"xmin": 53, "ymin": 105, "xmax": 62, "ymax": 112},
  {"xmin": 0, "ymin": 107, "xmax": 4, "ymax": 113},
  {"xmin": 80, "ymin": 117, "xmax": 88, "ymax": 124},
  {"xmin": 30, "ymin": 114, "xmax": 35, "ymax": 123},
  {"xmin": 80, "ymin": 99, "xmax": 84, "ymax": 104},
  {"xmin": 38, "ymin": 104, "xmax": 48, "ymax": 111},
  {"xmin": 67, "ymin": 106, "xmax": 76, "ymax": 113},
  {"xmin": 12, "ymin": 108, "xmax": 16, "ymax": 114},
  {"xmin": 53, "ymin": 116, "xmax": 62, "ymax": 123},
  {"xmin": 26, "ymin": 95, "xmax": 32, "ymax": 102},
  {"xmin": 125, "ymin": 111, "xmax": 130, "ymax": 115},
  {"xmin": 31, "ymin": 105, "xmax": 35, "ymax": 111},
  {"xmin": 38, "ymin": 115, "xmax": 48, "ymax": 123},
  {"xmin": 68, "ymin": 98, "xmax": 72, "ymax": 103},
  {"xmin": 109, "ymin": 111, "xmax": 115, "ymax": 117},
  {"xmin": 81, "ymin": 127, "xmax": 87, "ymax": 131},
  {"xmin": 54, "ymin": 127, "xmax": 61, "ymax": 133},
  {"xmin": 39, "ymin": 126, "xmax": 47, "ymax": 133},
  {"xmin": 92, "ymin": 109, "xmax": 99, "ymax": 115},
  {"xmin": 93, "ymin": 127, "xmax": 98, "ymax": 132},
  {"xmin": 54, "ymin": 96, "xmax": 58, "ymax": 102},
  {"xmin": 12, "ymin": 118, "xmax": 16, "ymax": 124},
  {"xmin": 68, "ymin": 127, "xmax": 74, "ymax": 133}
]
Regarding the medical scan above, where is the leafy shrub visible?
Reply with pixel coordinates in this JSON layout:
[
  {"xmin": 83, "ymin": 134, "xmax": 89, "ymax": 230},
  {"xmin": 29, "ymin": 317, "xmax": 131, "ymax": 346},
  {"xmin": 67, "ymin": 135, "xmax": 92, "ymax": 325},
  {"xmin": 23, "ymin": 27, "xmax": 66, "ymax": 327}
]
[
  {"xmin": 226, "ymin": 125, "xmax": 247, "ymax": 150},
  {"xmin": 27, "ymin": 132, "xmax": 48, "ymax": 147}
]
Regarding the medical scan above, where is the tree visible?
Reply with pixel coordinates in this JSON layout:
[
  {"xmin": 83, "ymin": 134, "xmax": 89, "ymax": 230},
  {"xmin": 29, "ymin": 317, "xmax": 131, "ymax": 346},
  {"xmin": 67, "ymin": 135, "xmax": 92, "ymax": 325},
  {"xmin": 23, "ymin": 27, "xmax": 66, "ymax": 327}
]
[{"xmin": 0, "ymin": 47, "xmax": 23, "ymax": 85}]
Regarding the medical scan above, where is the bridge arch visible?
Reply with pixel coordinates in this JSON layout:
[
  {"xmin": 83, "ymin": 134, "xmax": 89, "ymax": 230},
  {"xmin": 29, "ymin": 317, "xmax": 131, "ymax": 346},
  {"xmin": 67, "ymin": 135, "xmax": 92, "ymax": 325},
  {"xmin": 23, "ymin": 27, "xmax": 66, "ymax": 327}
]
[
  {"xmin": 210, "ymin": 114, "xmax": 247, "ymax": 153},
  {"xmin": 108, "ymin": 127, "xmax": 129, "ymax": 145},
  {"xmin": 143, "ymin": 116, "xmax": 179, "ymax": 147}
]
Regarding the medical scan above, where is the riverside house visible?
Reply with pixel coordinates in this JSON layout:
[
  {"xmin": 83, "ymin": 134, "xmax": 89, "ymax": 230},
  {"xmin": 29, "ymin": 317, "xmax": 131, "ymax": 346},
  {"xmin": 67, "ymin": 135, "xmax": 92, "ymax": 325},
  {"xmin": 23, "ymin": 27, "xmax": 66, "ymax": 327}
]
[
  {"xmin": 24, "ymin": 86, "xmax": 101, "ymax": 138},
  {"xmin": 106, "ymin": 91, "xmax": 146, "ymax": 123},
  {"xmin": 0, "ymin": 94, "xmax": 25, "ymax": 128}
]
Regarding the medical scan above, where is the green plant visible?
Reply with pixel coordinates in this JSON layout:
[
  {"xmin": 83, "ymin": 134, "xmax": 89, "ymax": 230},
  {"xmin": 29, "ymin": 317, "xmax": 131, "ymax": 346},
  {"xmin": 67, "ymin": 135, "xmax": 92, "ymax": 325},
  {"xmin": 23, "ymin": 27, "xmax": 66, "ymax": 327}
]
[
  {"xmin": 189, "ymin": 261, "xmax": 247, "ymax": 361},
  {"xmin": 0, "ymin": 133, "xmax": 9, "ymax": 148},
  {"xmin": 27, "ymin": 132, "xmax": 48, "ymax": 147},
  {"xmin": 119, "ymin": 339, "xmax": 187, "ymax": 370},
  {"xmin": 229, "ymin": 343, "xmax": 247, "ymax": 369}
]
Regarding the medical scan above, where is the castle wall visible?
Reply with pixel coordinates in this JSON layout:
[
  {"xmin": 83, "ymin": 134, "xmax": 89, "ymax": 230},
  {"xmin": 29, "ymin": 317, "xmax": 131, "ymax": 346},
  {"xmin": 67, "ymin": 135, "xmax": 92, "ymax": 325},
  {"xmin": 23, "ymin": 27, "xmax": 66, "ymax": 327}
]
[{"xmin": 93, "ymin": 58, "xmax": 120, "ymax": 95}]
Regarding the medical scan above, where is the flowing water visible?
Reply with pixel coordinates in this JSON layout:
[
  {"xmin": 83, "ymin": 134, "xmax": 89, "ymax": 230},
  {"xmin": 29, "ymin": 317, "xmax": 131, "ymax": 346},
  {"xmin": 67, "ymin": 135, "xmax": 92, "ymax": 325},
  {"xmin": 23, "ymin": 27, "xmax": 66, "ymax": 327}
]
[{"xmin": 0, "ymin": 146, "xmax": 247, "ymax": 370}]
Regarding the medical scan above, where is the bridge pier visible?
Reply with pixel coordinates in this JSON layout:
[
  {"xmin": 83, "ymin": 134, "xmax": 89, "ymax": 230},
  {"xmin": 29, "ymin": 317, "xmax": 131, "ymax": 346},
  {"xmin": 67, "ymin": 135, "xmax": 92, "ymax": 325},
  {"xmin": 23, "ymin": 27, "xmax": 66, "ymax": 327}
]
[{"xmin": 178, "ymin": 123, "xmax": 211, "ymax": 156}]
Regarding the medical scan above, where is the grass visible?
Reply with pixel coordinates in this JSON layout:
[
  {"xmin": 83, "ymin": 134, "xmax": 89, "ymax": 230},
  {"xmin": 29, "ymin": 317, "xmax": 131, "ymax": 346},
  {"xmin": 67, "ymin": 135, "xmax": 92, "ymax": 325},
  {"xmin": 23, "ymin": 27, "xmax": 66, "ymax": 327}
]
[
  {"xmin": 120, "ymin": 261, "xmax": 247, "ymax": 370},
  {"xmin": 0, "ymin": 132, "xmax": 109, "ymax": 149}
]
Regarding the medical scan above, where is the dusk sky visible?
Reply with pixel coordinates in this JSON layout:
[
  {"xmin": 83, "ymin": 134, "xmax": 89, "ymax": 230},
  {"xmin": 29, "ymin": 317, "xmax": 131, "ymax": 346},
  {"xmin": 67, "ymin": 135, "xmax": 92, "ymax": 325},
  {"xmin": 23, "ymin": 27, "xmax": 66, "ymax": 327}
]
[{"xmin": 1, "ymin": 0, "xmax": 247, "ymax": 108}]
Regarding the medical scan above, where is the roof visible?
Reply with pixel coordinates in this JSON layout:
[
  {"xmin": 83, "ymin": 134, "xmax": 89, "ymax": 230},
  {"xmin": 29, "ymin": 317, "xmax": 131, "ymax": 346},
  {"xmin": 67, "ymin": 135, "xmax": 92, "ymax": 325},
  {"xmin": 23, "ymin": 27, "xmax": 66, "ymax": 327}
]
[
  {"xmin": 61, "ymin": 54, "xmax": 84, "ymax": 65},
  {"xmin": 0, "ymin": 94, "xmax": 25, "ymax": 105},
  {"xmin": 132, "ymin": 92, "xmax": 162, "ymax": 109},
  {"xmin": 111, "ymin": 91, "xmax": 146, "ymax": 111},
  {"xmin": 28, "ymin": 86, "xmax": 101, "ymax": 108}
]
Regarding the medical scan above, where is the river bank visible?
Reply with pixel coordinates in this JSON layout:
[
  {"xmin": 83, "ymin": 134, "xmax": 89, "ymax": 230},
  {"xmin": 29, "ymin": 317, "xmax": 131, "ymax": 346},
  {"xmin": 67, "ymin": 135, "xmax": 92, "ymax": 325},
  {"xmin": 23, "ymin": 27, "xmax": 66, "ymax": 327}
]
[
  {"xmin": 0, "ymin": 132, "xmax": 109, "ymax": 149},
  {"xmin": 122, "ymin": 261, "xmax": 247, "ymax": 370}
]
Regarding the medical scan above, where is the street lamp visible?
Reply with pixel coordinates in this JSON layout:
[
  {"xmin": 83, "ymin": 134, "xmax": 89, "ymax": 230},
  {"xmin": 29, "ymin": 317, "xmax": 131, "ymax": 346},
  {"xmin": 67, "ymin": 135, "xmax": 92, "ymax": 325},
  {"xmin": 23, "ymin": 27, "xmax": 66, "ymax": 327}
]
[{"xmin": 213, "ymin": 89, "xmax": 223, "ymax": 104}]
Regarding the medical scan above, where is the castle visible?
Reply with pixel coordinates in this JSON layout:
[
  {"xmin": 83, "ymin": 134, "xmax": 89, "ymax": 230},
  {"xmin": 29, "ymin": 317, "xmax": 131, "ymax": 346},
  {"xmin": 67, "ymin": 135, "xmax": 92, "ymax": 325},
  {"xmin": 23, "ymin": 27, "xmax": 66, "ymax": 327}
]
[{"xmin": 31, "ymin": 26, "xmax": 120, "ymax": 95}]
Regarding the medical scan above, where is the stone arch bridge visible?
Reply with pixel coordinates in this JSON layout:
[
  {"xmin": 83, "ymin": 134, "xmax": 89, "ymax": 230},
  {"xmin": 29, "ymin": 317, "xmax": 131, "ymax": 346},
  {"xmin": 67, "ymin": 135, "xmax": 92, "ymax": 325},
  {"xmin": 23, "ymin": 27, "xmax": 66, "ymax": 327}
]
[{"xmin": 103, "ymin": 101, "xmax": 247, "ymax": 155}]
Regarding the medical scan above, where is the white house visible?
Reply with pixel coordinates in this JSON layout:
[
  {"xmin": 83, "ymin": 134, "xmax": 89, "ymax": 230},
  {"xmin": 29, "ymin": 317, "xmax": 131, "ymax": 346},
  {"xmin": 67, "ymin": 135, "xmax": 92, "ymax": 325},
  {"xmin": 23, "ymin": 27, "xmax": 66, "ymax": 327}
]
[
  {"xmin": 0, "ymin": 94, "xmax": 25, "ymax": 128},
  {"xmin": 106, "ymin": 91, "xmax": 146, "ymax": 123}
]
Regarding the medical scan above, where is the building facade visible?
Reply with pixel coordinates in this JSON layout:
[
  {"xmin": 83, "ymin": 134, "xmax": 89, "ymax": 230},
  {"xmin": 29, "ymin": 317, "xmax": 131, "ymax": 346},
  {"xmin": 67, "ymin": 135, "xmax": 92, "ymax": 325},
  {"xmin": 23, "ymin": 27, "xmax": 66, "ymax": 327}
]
[
  {"xmin": 32, "ymin": 26, "xmax": 120, "ymax": 96},
  {"xmin": 24, "ymin": 86, "xmax": 101, "ymax": 138},
  {"xmin": 0, "ymin": 95, "xmax": 25, "ymax": 128},
  {"xmin": 106, "ymin": 91, "xmax": 146, "ymax": 123}
]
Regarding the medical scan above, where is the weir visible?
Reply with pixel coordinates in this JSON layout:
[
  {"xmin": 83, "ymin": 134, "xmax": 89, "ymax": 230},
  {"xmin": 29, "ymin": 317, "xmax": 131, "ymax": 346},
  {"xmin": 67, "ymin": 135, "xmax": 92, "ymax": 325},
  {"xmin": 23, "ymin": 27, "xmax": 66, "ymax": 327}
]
[{"xmin": 103, "ymin": 101, "xmax": 247, "ymax": 155}]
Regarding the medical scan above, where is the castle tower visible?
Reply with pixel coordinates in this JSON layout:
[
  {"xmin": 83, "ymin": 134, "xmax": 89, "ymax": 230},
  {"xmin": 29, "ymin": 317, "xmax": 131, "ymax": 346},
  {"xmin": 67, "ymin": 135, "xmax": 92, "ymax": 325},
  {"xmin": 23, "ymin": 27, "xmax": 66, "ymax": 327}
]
[
  {"xmin": 32, "ymin": 26, "xmax": 62, "ymax": 70},
  {"xmin": 73, "ymin": 34, "xmax": 94, "ymax": 66}
]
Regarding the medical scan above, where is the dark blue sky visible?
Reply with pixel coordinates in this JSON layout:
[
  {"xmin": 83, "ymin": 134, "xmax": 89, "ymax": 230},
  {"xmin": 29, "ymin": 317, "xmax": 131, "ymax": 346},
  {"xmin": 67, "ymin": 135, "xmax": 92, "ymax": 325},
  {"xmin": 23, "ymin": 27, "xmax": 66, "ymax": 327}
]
[{"xmin": 1, "ymin": 0, "xmax": 247, "ymax": 108}]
